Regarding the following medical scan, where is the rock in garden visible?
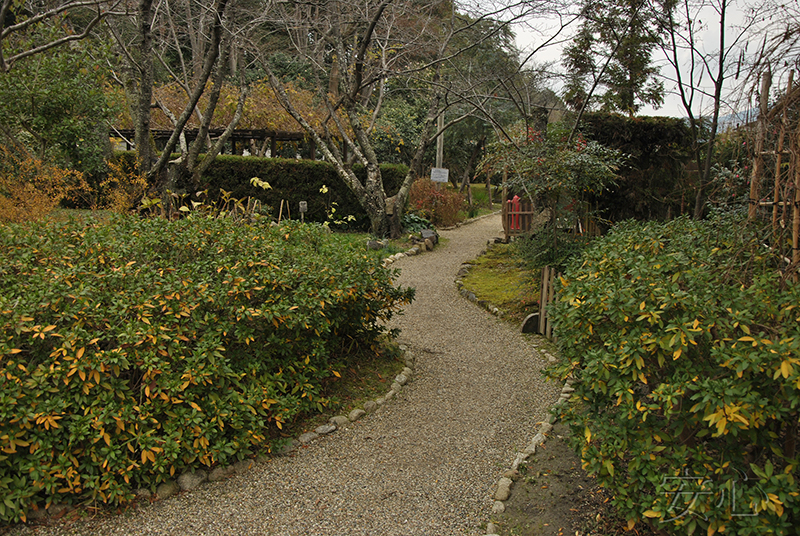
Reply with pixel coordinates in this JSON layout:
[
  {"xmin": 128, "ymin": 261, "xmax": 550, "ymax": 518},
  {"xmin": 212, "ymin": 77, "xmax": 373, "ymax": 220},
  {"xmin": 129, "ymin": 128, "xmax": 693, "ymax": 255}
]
[
  {"xmin": 494, "ymin": 477, "xmax": 513, "ymax": 501},
  {"xmin": 298, "ymin": 432, "xmax": 319, "ymax": 444},
  {"xmin": 348, "ymin": 408, "xmax": 366, "ymax": 422},
  {"xmin": 391, "ymin": 382, "xmax": 402, "ymax": 392},
  {"xmin": 363, "ymin": 401, "xmax": 378, "ymax": 413},
  {"xmin": 156, "ymin": 480, "xmax": 181, "ymax": 499},
  {"xmin": 315, "ymin": 424, "xmax": 336, "ymax": 435},
  {"xmin": 178, "ymin": 469, "xmax": 208, "ymax": 491},
  {"xmin": 420, "ymin": 229, "xmax": 438, "ymax": 244},
  {"xmin": 367, "ymin": 240, "xmax": 385, "ymax": 250},
  {"xmin": 424, "ymin": 238, "xmax": 434, "ymax": 251},
  {"xmin": 394, "ymin": 373, "xmax": 408, "ymax": 386},
  {"xmin": 330, "ymin": 416, "xmax": 350, "ymax": 427},
  {"xmin": 233, "ymin": 459, "xmax": 255, "ymax": 473},
  {"xmin": 208, "ymin": 466, "xmax": 235, "ymax": 482},
  {"xmin": 402, "ymin": 367, "xmax": 412, "ymax": 377},
  {"xmin": 492, "ymin": 501, "xmax": 506, "ymax": 514}
]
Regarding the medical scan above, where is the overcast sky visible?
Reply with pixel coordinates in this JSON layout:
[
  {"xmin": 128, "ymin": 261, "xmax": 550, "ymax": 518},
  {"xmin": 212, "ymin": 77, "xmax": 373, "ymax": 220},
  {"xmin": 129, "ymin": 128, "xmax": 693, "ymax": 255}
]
[{"xmin": 512, "ymin": 0, "xmax": 775, "ymax": 120}]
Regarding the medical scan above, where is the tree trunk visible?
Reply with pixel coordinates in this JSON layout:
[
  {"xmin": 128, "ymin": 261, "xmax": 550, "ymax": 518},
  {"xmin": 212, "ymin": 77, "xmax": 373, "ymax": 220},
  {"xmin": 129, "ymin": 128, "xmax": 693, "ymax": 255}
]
[{"xmin": 135, "ymin": 0, "xmax": 155, "ymax": 175}]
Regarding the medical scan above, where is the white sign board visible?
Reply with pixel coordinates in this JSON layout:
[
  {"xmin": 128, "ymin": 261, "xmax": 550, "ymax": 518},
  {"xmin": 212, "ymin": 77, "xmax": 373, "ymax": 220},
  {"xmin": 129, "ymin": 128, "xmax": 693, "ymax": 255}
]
[{"xmin": 430, "ymin": 167, "xmax": 449, "ymax": 183}]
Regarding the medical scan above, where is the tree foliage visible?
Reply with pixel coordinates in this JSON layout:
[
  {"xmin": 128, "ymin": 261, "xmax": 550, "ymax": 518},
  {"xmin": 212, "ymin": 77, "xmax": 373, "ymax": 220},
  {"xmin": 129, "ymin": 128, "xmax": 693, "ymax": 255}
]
[{"xmin": 563, "ymin": 0, "xmax": 668, "ymax": 115}]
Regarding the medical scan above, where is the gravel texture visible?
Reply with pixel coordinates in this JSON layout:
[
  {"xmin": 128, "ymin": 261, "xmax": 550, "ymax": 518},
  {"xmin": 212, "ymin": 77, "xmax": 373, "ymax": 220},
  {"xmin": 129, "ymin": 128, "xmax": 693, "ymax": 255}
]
[{"xmin": 6, "ymin": 212, "xmax": 561, "ymax": 536}]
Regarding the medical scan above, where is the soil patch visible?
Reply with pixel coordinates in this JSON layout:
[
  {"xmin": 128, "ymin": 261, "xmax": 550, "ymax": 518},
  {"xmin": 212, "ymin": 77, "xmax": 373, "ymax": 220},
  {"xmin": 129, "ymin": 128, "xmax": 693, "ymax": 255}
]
[{"xmin": 494, "ymin": 423, "xmax": 660, "ymax": 536}]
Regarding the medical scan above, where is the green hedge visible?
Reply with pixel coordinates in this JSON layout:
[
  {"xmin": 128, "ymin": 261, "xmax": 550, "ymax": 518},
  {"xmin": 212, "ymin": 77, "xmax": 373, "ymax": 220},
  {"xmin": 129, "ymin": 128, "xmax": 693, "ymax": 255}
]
[
  {"xmin": 579, "ymin": 113, "xmax": 694, "ymax": 224},
  {"xmin": 549, "ymin": 214, "xmax": 799, "ymax": 535},
  {"xmin": 0, "ymin": 215, "xmax": 413, "ymax": 522},
  {"xmin": 114, "ymin": 152, "xmax": 408, "ymax": 230}
]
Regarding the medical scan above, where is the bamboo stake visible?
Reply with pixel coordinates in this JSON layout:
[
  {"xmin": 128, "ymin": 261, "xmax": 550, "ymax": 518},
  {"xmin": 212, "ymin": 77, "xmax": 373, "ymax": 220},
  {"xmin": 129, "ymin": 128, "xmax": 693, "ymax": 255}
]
[
  {"xmin": 774, "ymin": 72, "xmax": 793, "ymax": 229},
  {"xmin": 539, "ymin": 266, "xmax": 549, "ymax": 335},
  {"xmin": 793, "ymin": 120, "xmax": 800, "ymax": 277},
  {"xmin": 749, "ymin": 69, "xmax": 771, "ymax": 221}
]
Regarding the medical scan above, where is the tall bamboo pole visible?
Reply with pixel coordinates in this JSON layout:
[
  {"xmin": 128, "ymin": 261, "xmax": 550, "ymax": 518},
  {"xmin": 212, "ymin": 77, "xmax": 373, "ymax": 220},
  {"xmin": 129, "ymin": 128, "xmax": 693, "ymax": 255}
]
[
  {"xmin": 749, "ymin": 69, "xmax": 771, "ymax": 221},
  {"xmin": 793, "ymin": 118, "xmax": 800, "ymax": 275},
  {"xmin": 773, "ymin": 72, "xmax": 793, "ymax": 230}
]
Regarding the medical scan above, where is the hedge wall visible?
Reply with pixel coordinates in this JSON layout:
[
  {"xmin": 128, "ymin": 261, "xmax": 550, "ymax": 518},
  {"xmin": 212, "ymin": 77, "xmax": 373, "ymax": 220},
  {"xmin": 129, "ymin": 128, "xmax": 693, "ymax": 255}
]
[{"xmin": 114, "ymin": 152, "xmax": 408, "ymax": 230}]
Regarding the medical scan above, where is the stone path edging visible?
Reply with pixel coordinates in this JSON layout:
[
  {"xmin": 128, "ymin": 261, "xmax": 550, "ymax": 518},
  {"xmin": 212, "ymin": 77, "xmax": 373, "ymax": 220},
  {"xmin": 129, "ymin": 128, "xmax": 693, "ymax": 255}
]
[
  {"xmin": 484, "ymin": 376, "xmax": 575, "ymax": 536},
  {"xmin": 447, "ymin": 241, "xmax": 576, "ymax": 536}
]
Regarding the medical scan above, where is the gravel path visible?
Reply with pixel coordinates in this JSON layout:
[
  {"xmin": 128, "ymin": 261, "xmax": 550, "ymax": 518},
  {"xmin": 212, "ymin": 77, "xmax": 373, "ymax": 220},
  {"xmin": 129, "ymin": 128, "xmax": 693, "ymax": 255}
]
[{"xmin": 10, "ymin": 212, "xmax": 561, "ymax": 536}]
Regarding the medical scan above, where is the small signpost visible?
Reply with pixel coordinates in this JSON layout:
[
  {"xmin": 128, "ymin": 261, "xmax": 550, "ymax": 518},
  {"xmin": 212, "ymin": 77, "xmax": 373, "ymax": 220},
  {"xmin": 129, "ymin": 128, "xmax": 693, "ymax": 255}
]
[
  {"xmin": 299, "ymin": 201, "xmax": 307, "ymax": 223},
  {"xmin": 431, "ymin": 167, "xmax": 449, "ymax": 184}
]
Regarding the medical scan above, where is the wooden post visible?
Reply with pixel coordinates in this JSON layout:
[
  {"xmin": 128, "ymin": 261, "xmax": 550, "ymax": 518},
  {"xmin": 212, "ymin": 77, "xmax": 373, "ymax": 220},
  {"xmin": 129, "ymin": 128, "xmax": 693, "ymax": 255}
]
[
  {"xmin": 539, "ymin": 266, "xmax": 549, "ymax": 335},
  {"xmin": 749, "ymin": 69, "xmax": 771, "ymax": 221},
  {"xmin": 502, "ymin": 167, "xmax": 509, "ymax": 241}
]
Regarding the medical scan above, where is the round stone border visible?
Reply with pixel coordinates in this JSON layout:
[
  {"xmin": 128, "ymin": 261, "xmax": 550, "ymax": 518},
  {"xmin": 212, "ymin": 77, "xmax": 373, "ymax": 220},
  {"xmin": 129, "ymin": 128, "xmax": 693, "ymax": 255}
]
[
  {"xmin": 448, "ymin": 242, "xmax": 573, "ymax": 536},
  {"xmin": 484, "ymin": 373, "xmax": 575, "ymax": 535}
]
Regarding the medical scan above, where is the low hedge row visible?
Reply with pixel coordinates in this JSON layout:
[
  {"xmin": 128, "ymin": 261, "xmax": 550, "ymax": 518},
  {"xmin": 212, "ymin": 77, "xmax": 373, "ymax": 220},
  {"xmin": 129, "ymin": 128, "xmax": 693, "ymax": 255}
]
[
  {"xmin": 115, "ymin": 152, "xmax": 409, "ymax": 230},
  {"xmin": 549, "ymin": 213, "xmax": 799, "ymax": 535},
  {"xmin": 0, "ymin": 215, "xmax": 414, "ymax": 522}
]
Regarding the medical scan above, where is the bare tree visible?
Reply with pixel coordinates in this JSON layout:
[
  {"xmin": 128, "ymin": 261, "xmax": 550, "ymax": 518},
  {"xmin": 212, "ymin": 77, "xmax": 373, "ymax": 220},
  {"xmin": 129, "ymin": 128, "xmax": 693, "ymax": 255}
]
[
  {"xmin": 248, "ymin": 0, "xmax": 567, "ymax": 237},
  {"xmin": 106, "ymin": 0, "xmax": 249, "ymax": 192},
  {"xmin": 0, "ymin": 0, "xmax": 118, "ymax": 72},
  {"xmin": 658, "ymin": 0, "xmax": 760, "ymax": 218}
]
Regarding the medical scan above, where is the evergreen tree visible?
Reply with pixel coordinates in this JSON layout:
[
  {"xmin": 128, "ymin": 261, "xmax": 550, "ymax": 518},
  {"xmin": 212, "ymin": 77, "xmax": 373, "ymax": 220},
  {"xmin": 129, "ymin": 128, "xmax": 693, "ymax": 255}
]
[{"xmin": 563, "ymin": 0, "xmax": 670, "ymax": 116}]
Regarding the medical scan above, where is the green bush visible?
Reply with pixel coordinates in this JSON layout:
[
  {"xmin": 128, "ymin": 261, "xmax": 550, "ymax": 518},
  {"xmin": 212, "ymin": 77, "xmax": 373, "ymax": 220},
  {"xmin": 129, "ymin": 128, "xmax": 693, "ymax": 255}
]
[
  {"xmin": 548, "ymin": 214, "xmax": 800, "ymax": 535},
  {"xmin": 0, "ymin": 215, "xmax": 413, "ymax": 522},
  {"xmin": 112, "ymin": 152, "xmax": 408, "ymax": 230}
]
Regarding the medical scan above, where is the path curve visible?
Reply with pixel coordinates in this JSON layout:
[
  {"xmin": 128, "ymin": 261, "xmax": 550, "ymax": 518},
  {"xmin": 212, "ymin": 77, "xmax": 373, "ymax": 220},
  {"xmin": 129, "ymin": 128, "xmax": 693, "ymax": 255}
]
[{"xmin": 15, "ymin": 213, "xmax": 560, "ymax": 536}]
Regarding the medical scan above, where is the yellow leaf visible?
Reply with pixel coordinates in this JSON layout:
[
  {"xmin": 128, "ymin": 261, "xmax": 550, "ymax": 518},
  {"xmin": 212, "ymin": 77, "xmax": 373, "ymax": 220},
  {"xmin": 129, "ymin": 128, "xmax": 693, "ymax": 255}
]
[
  {"xmin": 189, "ymin": 402, "xmax": 202, "ymax": 412},
  {"xmin": 585, "ymin": 427, "xmax": 592, "ymax": 443},
  {"xmin": 643, "ymin": 510, "xmax": 661, "ymax": 518},
  {"xmin": 9, "ymin": 348, "xmax": 22, "ymax": 354},
  {"xmin": 741, "ymin": 324, "xmax": 751, "ymax": 335},
  {"xmin": 332, "ymin": 370, "xmax": 341, "ymax": 378},
  {"xmin": 781, "ymin": 361, "xmax": 792, "ymax": 379},
  {"xmin": 627, "ymin": 519, "xmax": 636, "ymax": 530},
  {"xmin": 673, "ymin": 348, "xmax": 682, "ymax": 360}
]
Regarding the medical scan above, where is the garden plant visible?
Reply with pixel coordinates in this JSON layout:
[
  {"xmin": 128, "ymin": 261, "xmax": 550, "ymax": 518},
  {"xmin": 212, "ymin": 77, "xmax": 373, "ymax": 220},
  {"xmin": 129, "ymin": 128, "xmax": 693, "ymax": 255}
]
[
  {"xmin": 0, "ymin": 214, "xmax": 413, "ymax": 522},
  {"xmin": 548, "ymin": 212, "xmax": 800, "ymax": 535}
]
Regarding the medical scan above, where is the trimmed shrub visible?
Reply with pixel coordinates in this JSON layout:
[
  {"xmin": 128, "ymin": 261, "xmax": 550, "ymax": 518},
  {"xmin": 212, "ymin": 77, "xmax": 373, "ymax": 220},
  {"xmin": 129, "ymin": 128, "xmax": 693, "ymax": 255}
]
[
  {"xmin": 0, "ymin": 215, "xmax": 413, "ymax": 522},
  {"xmin": 112, "ymin": 152, "xmax": 408, "ymax": 230},
  {"xmin": 548, "ymin": 214, "xmax": 799, "ymax": 535},
  {"xmin": 408, "ymin": 179, "xmax": 465, "ymax": 227}
]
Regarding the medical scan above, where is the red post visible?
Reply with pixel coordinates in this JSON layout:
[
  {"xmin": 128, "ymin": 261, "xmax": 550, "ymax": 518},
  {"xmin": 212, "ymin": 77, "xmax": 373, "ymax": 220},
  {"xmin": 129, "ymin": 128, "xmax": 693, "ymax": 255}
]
[{"xmin": 511, "ymin": 195, "xmax": 521, "ymax": 230}]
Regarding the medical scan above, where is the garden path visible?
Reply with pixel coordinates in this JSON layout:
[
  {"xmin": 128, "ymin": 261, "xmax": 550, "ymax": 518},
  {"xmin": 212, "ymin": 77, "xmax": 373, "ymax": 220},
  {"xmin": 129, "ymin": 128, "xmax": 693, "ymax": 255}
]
[{"xmin": 18, "ymin": 212, "xmax": 561, "ymax": 536}]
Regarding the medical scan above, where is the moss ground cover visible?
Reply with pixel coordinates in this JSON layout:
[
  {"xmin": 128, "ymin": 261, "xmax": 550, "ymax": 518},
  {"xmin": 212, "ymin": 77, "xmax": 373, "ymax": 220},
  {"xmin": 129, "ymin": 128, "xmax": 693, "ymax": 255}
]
[
  {"xmin": 0, "ymin": 215, "xmax": 413, "ymax": 522},
  {"xmin": 459, "ymin": 243, "xmax": 540, "ymax": 324}
]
